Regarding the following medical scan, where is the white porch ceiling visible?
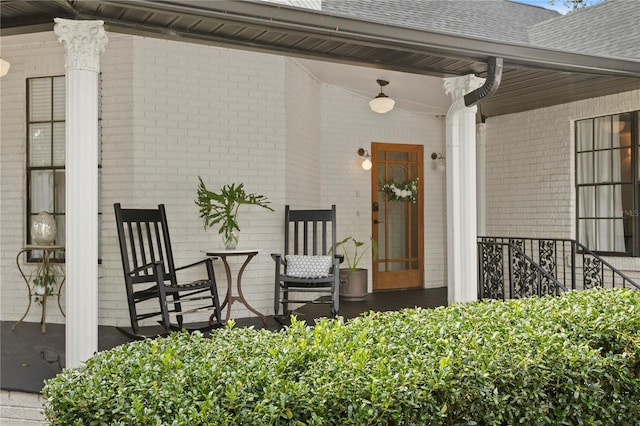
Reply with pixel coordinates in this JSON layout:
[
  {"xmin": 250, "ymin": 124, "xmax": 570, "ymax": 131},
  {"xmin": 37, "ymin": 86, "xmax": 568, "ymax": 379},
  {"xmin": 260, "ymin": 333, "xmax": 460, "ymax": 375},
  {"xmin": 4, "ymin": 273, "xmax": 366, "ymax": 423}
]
[{"xmin": 297, "ymin": 58, "xmax": 451, "ymax": 114}]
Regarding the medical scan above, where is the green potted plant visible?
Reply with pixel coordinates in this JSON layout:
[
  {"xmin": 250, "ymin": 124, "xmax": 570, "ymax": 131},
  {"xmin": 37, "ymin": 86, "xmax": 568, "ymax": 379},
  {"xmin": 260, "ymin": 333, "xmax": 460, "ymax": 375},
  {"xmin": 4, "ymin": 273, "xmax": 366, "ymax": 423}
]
[
  {"xmin": 196, "ymin": 177, "xmax": 273, "ymax": 249},
  {"xmin": 33, "ymin": 271, "xmax": 56, "ymax": 304},
  {"xmin": 334, "ymin": 236, "xmax": 378, "ymax": 301}
]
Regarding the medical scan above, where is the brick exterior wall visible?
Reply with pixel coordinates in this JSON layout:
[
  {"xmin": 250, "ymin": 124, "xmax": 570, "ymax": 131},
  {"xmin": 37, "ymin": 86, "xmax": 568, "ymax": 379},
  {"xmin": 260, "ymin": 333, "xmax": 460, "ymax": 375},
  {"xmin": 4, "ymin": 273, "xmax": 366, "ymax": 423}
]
[
  {"xmin": 1, "ymin": 32, "xmax": 446, "ymax": 326},
  {"xmin": 484, "ymin": 89, "xmax": 640, "ymax": 278},
  {"xmin": 0, "ymin": 391, "xmax": 45, "ymax": 425}
]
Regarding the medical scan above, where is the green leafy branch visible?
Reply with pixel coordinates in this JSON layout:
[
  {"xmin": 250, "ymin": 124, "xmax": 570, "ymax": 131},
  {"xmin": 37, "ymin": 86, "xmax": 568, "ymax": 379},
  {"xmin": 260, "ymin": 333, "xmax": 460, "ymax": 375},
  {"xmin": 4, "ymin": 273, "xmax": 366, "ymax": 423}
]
[{"xmin": 195, "ymin": 176, "xmax": 273, "ymax": 241}]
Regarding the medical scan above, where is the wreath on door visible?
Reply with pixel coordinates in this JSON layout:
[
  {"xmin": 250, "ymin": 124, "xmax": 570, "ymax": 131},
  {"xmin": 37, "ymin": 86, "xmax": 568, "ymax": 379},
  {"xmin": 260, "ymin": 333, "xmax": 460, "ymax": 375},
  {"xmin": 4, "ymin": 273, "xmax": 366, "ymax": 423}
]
[{"xmin": 380, "ymin": 178, "xmax": 419, "ymax": 202}]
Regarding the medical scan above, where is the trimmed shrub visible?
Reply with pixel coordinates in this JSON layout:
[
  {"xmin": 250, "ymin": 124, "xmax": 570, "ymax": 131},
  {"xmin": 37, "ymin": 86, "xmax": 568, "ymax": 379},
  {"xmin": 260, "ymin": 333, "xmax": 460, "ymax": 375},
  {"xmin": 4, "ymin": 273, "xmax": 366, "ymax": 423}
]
[{"xmin": 43, "ymin": 289, "xmax": 640, "ymax": 425}]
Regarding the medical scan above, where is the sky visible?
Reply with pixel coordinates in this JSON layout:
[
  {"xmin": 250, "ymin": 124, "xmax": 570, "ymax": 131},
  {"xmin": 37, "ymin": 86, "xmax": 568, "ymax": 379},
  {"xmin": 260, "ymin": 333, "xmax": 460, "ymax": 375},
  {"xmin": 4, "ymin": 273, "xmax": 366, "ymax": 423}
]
[{"xmin": 511, "ymin": 0, "xmax": 572, "ymax": 14}]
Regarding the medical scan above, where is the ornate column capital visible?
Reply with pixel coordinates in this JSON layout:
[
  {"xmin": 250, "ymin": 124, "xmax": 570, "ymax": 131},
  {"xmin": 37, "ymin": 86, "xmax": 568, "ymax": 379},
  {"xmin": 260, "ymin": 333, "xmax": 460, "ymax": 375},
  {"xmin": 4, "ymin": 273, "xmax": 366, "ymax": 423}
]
[
  {"xmin": 54, "ymin": 18, "xmax": 108, "ymax": 72},
  {"xmin": 443, "ymin": 75, "xmax": 485, "ymax": 101}
]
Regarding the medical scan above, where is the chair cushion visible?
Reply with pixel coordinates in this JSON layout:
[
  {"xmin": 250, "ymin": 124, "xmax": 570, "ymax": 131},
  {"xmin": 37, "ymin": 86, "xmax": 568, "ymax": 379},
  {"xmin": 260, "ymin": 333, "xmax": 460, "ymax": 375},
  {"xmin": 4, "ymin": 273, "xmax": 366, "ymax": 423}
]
[{"xmin": 285, "ymin": 255, "xmax": 332, "ymax": 278}]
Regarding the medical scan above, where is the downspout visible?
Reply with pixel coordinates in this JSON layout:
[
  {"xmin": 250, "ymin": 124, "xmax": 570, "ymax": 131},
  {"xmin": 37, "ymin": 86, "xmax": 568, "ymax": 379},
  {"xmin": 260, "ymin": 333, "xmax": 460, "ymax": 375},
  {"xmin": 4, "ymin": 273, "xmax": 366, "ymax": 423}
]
[{"xmin": 464, "ymin": 57, "xmax": 503, "ymax": 107}]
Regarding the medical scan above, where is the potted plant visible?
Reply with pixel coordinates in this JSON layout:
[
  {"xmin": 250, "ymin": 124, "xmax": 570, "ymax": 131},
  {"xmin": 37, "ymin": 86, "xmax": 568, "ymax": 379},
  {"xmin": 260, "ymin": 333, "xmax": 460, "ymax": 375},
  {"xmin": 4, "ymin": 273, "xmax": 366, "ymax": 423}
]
[
  {"xmin": 33, "ymin": 271, "xmax": 56, "ymax": 304},
  {"xmin": 196, "ymin": 177, "xmax": 273, "ymax": 249},
  {"xmin": 334, "ymin": 236, "xmax": 378, "ymax": 301}
]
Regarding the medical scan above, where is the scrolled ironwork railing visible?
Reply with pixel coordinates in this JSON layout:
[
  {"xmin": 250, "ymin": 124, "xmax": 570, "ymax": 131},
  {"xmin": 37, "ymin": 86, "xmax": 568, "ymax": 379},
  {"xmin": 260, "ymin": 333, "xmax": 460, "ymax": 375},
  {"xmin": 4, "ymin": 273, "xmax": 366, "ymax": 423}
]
[{"xmin": 477, "ymin": 236, "xmax": 640, "ymax": 300}]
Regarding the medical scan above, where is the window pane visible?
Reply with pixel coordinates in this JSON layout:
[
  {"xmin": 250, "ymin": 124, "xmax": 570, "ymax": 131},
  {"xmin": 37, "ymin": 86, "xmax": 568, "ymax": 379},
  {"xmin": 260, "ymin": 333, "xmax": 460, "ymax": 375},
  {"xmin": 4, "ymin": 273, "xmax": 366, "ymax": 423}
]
[
  {"xmin": 52, "ymin": 122, "xmax": 65, "ymax": 166},
  {"xmin": 29, "ymin": 78, "xmax": 52, "ymax": 122},
  {"xmin": 594, "ymin": 117, "xmax": 611, "ymax": 149},
  {"xmin": 55, "ymin": 215, "xmax": 65, "ymax": 249},
  {"xmin": 388, "ymin": 261, "xmax": 409, "ymax": 271},
  {"xmin": 620, "ymin": 148, "xmax": 632, "ymax": 181},
  {"xmin": 578, "ymin": 186, "xmax": 595, "ymax": 218},
  {"xmin": 53, "ymin": 76, "xmax": 65, "ymax": 121},
  {"xmin": 388, "ymin": 152, "xmax": 408, "ymax": 161},
  {"xmin": 576, "ymin": 120, "xmax": 592, "ymax": 152},
  {"xmin": 29, "ymin": 124, "xmax": 52, "ymax": 167},
  {"xmin": 595, "ymin": 219, "xmax": 626, "ymax": 252},
  {"xmin": 617, "ymin": 113, "xmax": 631, "ymax": 147},
  {"xmin": 595, "ymin": 185, "xmax": 621, "ymax": 217},
  {"xmin": 620, "ymin": 183, "xmax": 634, "ymax": 219},
  {"xmin": 623, "ymin": 217, "xmax": 633, "ymax": 253},
  {"xmin": 30, "ymin": 171, "xmax": 54, "ymax": 213},
  {"xmin": 578, "ymin": 218, "xmax": 595, "ymax": 246},
  {"xmin": 54, "ymin": 171, "xmax": 65, "ymax": 213},
  {"xmin": 577, "ymin": 152, "xmax": 593, "ymax": 184},
  {"xmin": 594, "ymin": 150, "xmax": 612, "ymax": 182},
  {"xmin": 389, "ymin": 164, "xmax": 408, "ymax": 182}
]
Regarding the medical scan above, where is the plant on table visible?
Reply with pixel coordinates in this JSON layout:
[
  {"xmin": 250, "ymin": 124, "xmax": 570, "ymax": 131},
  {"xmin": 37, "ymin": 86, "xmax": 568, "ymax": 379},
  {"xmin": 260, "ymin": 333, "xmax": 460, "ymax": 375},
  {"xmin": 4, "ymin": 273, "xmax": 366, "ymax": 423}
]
[
  {"xmin": 196, "ymin": 176, "xmax": 273, "ymax": 249},
  {"xmin": 32, "ymin": 271, "xmax": 56, "ymax": 304}
]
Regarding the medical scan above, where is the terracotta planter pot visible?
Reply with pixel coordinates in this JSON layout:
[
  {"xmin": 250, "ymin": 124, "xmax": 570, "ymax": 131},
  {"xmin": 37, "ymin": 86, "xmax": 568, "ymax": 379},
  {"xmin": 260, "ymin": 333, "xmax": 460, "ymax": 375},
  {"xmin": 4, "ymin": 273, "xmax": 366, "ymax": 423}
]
[{"xmin": 339, "ymin": 268, "xmax": 368, "ymax": 301}]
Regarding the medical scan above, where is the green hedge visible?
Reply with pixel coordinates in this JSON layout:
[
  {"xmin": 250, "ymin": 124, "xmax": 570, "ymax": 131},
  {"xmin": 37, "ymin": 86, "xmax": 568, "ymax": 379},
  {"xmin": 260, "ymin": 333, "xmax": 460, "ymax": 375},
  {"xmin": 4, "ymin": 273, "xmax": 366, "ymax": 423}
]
[{"xmin": 43, "ymin": 289, "xmax": 640, "ymax": 425}]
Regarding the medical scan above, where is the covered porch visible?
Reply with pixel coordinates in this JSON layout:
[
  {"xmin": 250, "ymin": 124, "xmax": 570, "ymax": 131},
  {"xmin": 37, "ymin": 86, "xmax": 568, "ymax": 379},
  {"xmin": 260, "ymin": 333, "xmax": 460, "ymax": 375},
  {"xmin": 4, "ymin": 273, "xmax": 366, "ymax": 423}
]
[{"xmin": 2, "ymin": 0, "xmax": 639, "ymax": 388}]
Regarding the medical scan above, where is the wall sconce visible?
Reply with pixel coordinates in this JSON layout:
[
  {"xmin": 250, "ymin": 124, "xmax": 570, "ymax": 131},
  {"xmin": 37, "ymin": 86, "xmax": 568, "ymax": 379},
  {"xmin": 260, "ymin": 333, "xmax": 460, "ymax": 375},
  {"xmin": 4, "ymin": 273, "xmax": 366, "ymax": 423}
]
[
  {"xmin": 368, "ymin": 79, "xmax": 395, "ymax": 114},
  {"xmin": 431, "ymin": 152, "xmax": 445, "ymax": 170},
  {"xmin": 0, "ymin": 58, "xmax": 10, "ymax": 77},
  {"xmin": 358, "ymin": 148, "xmax": 372, "ymax": 170}
]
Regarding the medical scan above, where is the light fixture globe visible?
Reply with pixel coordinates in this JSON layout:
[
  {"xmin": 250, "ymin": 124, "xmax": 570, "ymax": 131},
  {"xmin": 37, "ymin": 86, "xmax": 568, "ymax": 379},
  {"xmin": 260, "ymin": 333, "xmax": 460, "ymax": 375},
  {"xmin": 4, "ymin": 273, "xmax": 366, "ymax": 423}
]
[
  {"xmin": 358, "ymin": 148, "xmax": 373, "ymax": 170},
  {"xmin": 362, "ymin": 156, "xmax": 373, "ymax": 170},
  {"xmin": 369, "ymin": 95, "xmax": 395, "ymax": 114},
  {"xmin": 369, "ymin": 79, "xmax": 395, "ymax": 114},
  {"xmin": 0, "ymin": 58, "xmax": 10, "ymax": 77}
]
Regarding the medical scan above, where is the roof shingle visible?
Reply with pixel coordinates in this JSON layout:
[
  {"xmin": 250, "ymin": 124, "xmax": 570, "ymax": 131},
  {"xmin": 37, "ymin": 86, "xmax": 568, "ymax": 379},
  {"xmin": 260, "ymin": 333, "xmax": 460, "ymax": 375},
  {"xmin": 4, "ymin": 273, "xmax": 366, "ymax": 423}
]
[
  {"xmin": 528, "ymin": 0, "xmax": 640, "ymax": 59},
  {"xmin": 321, "ymin": 0, "xmax": 560, "ymax": 44}
]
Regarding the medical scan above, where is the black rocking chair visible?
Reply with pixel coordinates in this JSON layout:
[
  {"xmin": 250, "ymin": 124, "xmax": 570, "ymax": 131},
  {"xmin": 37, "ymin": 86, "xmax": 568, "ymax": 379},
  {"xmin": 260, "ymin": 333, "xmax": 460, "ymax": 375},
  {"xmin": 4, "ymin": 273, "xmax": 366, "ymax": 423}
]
[
  {"xmin": 114, "ymin": 203, "xmax": 222, "ymax": 338},
  {"xmin": 273, "ymin": 205, "xmax": 341, "ymax": 319}
]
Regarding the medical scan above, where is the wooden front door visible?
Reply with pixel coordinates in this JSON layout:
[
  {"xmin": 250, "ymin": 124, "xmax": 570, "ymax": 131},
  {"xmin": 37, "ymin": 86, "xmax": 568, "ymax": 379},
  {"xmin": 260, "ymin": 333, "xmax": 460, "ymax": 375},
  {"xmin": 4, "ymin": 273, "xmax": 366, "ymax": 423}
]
[{"xmin": 371, "ymin": 143, "xmax": 424, "ymax": 290}]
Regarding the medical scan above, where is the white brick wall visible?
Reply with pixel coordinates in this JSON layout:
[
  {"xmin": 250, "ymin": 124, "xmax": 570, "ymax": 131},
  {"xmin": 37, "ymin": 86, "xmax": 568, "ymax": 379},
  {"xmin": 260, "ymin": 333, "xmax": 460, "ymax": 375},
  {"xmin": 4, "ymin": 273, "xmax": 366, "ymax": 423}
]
[
  {"xmin": 485, "ymin": 89, "xmax": 640, "ymax": 279},
  {"xmin": 0, "ymin": 391, "xmax": 45, "ymax": 425},
  {"xmin": 285, "ymin": 59, "xmax": 322, "ymax": 208},
  {"xmin": 1, "ymin": 31, "xmax": 447, "ymax": 327}
]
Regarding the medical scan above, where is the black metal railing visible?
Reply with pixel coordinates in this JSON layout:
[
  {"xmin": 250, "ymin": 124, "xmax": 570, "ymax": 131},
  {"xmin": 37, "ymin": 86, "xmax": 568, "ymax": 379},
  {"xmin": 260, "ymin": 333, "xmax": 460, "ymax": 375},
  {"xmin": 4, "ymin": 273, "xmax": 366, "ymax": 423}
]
[{"xmin": 477, "ymin": 236, "xmax": 640, "ymax": 300}]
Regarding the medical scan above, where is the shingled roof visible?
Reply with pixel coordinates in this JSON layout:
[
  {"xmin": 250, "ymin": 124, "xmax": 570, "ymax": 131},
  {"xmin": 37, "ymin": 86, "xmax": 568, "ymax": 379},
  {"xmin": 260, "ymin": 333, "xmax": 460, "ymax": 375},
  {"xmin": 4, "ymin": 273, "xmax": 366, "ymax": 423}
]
[
  {"xmin": 320, "ymin": 0, "xmax": 639, "ymax": 60},
  {"xmin": 322, "ymin": 0, "xmax": 560, "ymax": 45},
  {"xmin": 529, "ymin": 0, "xmax": 640, "ymax": 59}
]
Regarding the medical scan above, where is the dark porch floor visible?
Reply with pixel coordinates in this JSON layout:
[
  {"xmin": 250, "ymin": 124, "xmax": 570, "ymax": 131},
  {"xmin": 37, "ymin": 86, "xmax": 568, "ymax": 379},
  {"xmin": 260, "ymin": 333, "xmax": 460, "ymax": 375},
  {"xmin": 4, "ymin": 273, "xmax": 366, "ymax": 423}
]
[{"xmin": 1, "ymin": 287, "xmax": 447, "ymax": 394}]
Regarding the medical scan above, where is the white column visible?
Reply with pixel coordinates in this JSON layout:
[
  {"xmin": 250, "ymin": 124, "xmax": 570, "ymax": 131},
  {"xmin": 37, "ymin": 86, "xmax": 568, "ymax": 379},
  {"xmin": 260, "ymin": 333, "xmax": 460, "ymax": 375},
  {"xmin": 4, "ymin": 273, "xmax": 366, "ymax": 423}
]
[
  {"xmin": 476, "ymin": 123, "xmax": 487, "ymax": 236},
  {"xmin": 54, "ymin": 19, "xmax": 108, "ymax": 368},
  {"xmin": 443, "ymin": 75, "xmax": 484, "ymax": 304}
]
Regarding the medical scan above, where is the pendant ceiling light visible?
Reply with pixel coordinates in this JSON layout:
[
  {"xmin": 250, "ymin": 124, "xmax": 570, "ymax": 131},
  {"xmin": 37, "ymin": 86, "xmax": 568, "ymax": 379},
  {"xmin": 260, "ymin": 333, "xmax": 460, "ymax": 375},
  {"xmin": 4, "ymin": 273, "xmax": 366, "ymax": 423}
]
[{"xmin": 369, "ymin": 79, "xmax": 395, "ymax": 114}]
